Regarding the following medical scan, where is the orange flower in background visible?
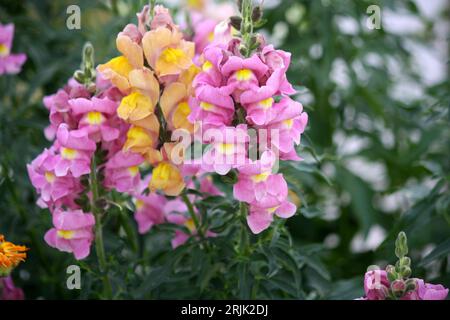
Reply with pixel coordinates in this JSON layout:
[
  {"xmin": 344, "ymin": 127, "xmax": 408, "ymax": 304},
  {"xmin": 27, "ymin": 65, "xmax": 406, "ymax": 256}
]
[{"xmin": 0, "ymin": 235, "xmax": 28, "ymax": 275}]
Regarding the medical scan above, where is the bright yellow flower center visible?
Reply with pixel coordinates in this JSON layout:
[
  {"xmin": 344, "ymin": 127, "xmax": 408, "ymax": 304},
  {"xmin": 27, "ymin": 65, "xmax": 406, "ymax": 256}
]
[
  {"xmin": 202, "ymin": 60, "xmax": 213, "ymax": 72},
  {"xmin": 118, "ymin": 91, "xmax": 153, "ymax": 120},
  {"xmin": 160, "ymin": 47, "xmax": 186, "ymax": 64},
  {"xmin": 176, "ymin": 101, "xmax": 191, "ymax": 116},
  {"xmin": 217, "ymin": 143, "xmax": 235, "ymax": 155},
  {"xmin": 267, "ymin": 206, "xmax": 279, "ymax": 214},
  {"xmin": 135, "ymin": 199, "xmax": 144, "ymax": 210},
  {"xmin": 57, "ymin": 230, "xmax": 75, "ymax": 240},
  {"xmin": 61, "ymin": 147, "xmax": 78, "ymax": 160},
  {"xmin": 106, "ymin": 56, "xmax": 133, "ymax": 77},
  {"xmin": 284, "ymin": 119, "xmax": 294, "ymax": 128},
  {"xmin": 207, "ymin": 32, "xmax": 214, "ymax": 42},
  {"xmin": 236, "ymin": 69, "xmax": 253, "ymax": 81},
  {"xmin": 251, "ymin": 172, "xmax": 271, "ymax": 183},
  {"xmin": 45, "ymin": 171, "xmax": 56, "ymax": 183},
  {"xmin": 259, "ymin": 97, "xmax": 274, "ymax": 110},
  {"xmin": 0, "ymin": 44, "xmax": 9, "ymax": 57},
  {"xmin": 200, "ymin": 101, "xmax": 214, "ymax": 111},
  {"xmin": 184, "ymin": 219, "xmax": 196, "ymax": 233},
  {"xmin": 128, "ymin": 166, "xmax": 140, "ymax": 177},
  {"xmin": 127, "ymin": 126, "xmax": 148, "ymax": 140},
  {"xmin": 86, "ymin": 111, "xmax": 104, "ymax": 125}
]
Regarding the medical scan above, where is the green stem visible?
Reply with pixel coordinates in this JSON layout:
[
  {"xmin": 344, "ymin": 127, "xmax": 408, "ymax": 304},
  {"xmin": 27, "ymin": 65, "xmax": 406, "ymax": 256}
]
[
  {"xmin": 89, "ymin": 155, "xmax": 112, "ymax": 299},
  {"xmin": 239, "ymin": 202, "xmax": 249, "ymax": 255},
  {"xmin": 181, "ymin": 193, "xmax": 201, "ymax": 235}
]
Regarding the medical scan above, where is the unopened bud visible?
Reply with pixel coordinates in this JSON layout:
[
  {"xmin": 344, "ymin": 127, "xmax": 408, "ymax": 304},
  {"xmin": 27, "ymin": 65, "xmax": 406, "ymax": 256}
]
[
  {"xmin": 386, "ymin": 265, "xmax": 397, "ymax": 282},
  {"xmin": 399, "ymin": 256, "xmax": 411, "ymax": 267},
  {"xmin": 252, "ymin": 6, "xmax": 263, "ymax": 22},
  {"xmin": 405, "ymin": 278, "xmax": 417, "ymax": 292},
  {"xmin": 395, "ymin": 231, "xmax": 408, "ymax": 258},
  {"xmin": 73, "ymin": 70, "xmax": 85, "ymax": 84},
  {"xmin": 230, "ymin": 16, "xmax": 242, "ymax": 30},
  {"xmin": 400, "ymin": 266, "xmax": 411, "ymax": 278},
  {"xmin": 391, "ymin": 279, "xmax": 406, "ymax": 297}
]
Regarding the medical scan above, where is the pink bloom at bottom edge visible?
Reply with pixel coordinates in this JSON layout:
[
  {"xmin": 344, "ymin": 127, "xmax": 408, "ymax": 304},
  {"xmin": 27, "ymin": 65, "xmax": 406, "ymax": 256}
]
[
  {"xmin": 44, "ymin": 209, "xmax": 95, "ymax": 260},
  {"xmin": 416, "ymin": 279, "xmax": 449, "ymax": 300},
  {"xmin": 1, "ymin": 276, "xmax": 24, "ymax": 300}
]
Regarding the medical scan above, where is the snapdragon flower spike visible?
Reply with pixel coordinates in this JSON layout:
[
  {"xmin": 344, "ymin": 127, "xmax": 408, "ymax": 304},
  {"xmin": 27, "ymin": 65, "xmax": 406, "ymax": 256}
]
[
  {"xmin": 104, "ymin": 150, "xmax": 144, "ymax": 193},
  {"xmin": 201, "ymin": 125, "xmax": 249, "ymax": 175},
  {"xmin": 0, "ymin": 23, "xmax": 26, "ymax": 75},
  {"xmin": 69, "ymin": 97, "xmax": 120, "ymax": 143},
  {"xmin": 44, "ymin": 209, "xmax": 95, "ymax": 260},
  {"xmin": 27, "ymin": 148, "xmax": 83, "ymax": 208},
  {"xmin": 53, "ymin": 124, "xmax": 96, "ymax": 178}
]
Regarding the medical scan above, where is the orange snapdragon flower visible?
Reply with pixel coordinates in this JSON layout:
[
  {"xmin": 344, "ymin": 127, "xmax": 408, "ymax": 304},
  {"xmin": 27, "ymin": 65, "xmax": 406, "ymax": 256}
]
[
  {"xmin": 149, "ymin": 161, "xmax": 185, "ymax": 196},
  {"xmin": 142, "ymin": 27, "xmax": 194, "ymax": 78},
  {"xmin": 160, "ymin": 65, "xmax": 200, "ymax": 133},
  {"xmin": 0, "ymin": 235, "xmax": 28, "ymax": 276}
]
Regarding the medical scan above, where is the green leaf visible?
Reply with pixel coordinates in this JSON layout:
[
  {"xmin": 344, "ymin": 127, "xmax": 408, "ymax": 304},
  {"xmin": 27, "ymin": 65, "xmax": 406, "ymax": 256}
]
[{"xmin": 419, "ymin": 238, "xmax": 450, "ymax": 267}]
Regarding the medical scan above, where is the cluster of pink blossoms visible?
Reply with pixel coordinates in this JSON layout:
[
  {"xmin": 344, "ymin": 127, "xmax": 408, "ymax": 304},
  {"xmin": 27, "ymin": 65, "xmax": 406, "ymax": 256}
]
[
  {"xmin": 188, "ymin": 27, "xmax": 308, "ymax": 234},
  {"xmin": 361, "ymin": 269, "xmax": 448, "ymax": 300},
  {"xmin": 27, "ymin": 75, "xmax": 127, "ymax": 260},
  {"xmin": 0, "ymin": 23, "xmax": 26, "ymax": 75}
]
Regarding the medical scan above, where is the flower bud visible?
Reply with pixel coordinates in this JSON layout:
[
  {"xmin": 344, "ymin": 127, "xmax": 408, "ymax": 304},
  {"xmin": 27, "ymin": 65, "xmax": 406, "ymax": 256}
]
[
  {"xmin": 386, "ymin": 265, "xmax": 397, "ymax": 282},
  {"xmin": 395, "ymin": 231, "xmax": 408, "ymax": 258},
  {"xmin": 230, "ymin": 16, "xmax": 242, "ymax": 30},
  {"xmin": 399, "ymin": 256, "xmax": 411, "ymax": 267},
  {"xmin": 73, "ymin": 70, "xmax": 85, "ymax": 84},
  {"xmin": 391, "ymin": 279, "xmax": 406, "ymax": 298},
  {"xmin": 400, "ymin": 265, "xmax": 411, "ymax": 278},
  {"xmin": 252, "ymin": 6, "xmax": 263, "ymax": 22},
  {"xmin": 405, "ymin": 278, "xmax": 417, "ymax": 292}
]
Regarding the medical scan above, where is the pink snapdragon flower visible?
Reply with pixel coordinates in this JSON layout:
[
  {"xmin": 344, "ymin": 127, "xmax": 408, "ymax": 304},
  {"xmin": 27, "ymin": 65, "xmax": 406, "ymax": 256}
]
[
  {"xmin": 53, "ymin": 124, "xmax": 96, "ymax": 178},
  {"xmin": 233, "ymin": 151, "xmax": 280, "ymax": 203},
  {"xmin": 104, "ymin": 151, "xmax": 144, "ymax": 193},
  {"xmin": 201, "ymin": 125, "xmax": 249, "ymax": 175},
  {"xmin": 0, "ymin": 23, "xmax": 26, "ymax": 75},
  {"xmin": 247, "ymin": 200, "xmax": 297, "ymax": 234},
  {"xmin": 27, "ymin": 148, "xmax": 83, "ymax": 208},
  {"xmin": 188, "ymin": 85, "xmax": 235, "ymax": 129},
  {"xmin": 43, "ymin": 79, "xmax": 91, "ymax": 140},
  {"xmin": 134, "ymin": 192, "xmax": 167, "ymax": 234},
  {"xmin": 0, "ymin": 276, "xmax": 24, "ymax": 300},
  {"xmin": 165, "ymin": 199, "xmax": 216, "ymax": 249},
  {"xmin": 69, "ymin": 97, "xmax": 120, "ymax": 143},
  {"xmin": 44, "ymin": 209, "xmax": 95, "ymax": 260},
  {"xmin": 264, "ymin": 97, "xmax": 308, "ymax": 161},
  {"xmin": 221, "ymin": 54, "xmax": 269, "ymax": 102}
]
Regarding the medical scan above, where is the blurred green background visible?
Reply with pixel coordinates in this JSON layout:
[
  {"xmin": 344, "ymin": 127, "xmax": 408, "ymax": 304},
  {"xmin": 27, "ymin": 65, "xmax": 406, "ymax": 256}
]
[{"xmin": 0, "ymin": 0, "xmax": 449, "ymax": 299}]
